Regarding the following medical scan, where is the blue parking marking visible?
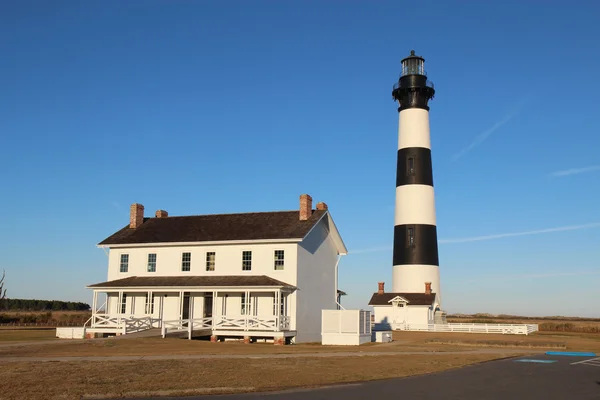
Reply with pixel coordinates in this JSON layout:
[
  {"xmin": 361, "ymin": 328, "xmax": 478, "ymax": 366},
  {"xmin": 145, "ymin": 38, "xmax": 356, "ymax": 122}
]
[{"xmin": 545, "ymin": 351, "xmax": 596, "ymax": 357}]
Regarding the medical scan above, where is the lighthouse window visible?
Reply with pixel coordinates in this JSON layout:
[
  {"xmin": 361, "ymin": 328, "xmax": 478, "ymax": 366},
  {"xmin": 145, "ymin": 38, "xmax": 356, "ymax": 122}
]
[
  {"xmin": 407, "ymin": 157, "xmax": 415, "ymax": 175},
  {"xmin": 407, "ymin": 227, "xmax": 415, "ymax": 247}
]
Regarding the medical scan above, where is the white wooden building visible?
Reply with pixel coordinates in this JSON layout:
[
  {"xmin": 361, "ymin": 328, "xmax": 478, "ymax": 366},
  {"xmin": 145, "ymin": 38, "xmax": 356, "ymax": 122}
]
[
  {"xmin": 86, "ymin": 194, "xmax": 347, "ymax": 344},
  {"xmin": 368, "ymin": 281, "xmax": 442, "ymax": 330}
]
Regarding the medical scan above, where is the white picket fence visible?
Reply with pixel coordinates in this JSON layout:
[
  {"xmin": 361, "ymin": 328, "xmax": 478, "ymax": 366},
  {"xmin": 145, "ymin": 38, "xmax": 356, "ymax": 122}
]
[{"xmin": 396, "ymin": 322, "xmax": 539, "ymax": 335}]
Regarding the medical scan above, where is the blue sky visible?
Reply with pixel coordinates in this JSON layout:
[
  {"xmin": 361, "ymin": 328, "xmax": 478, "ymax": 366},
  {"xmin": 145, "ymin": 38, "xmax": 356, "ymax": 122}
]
[{"xmin": 1, "ymin": 1, "xmax": 599, "ymax": 317}]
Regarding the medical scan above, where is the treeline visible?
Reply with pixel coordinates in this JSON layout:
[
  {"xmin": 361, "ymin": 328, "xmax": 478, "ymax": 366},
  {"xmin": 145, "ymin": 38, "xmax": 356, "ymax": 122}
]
[{"xmin": 0, "ymin": 298, "xmax": 90, "ymax": 311}]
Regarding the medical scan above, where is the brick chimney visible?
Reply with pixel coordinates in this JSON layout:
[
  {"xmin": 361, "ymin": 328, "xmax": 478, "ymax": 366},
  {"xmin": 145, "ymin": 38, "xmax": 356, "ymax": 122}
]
[
  {"xmin": 378, "ymin": 282, "xmax": 385, "ymax": 295},
  {"xmin": 299, "ymin": 194, "xmax": 313, "ymax": 221},
  {"xmin": 316, "ymin": 201, "xmax": 328, "ymax": 211},
  {"xmin": 130, "ymin": 203, "xmax": 144, "ymax": 228},
  {"xmin": 155, "ymin": 210, "xmax": 168, "ymax": 218},
  {"xmin": 425, "ymin": 282, "xmax": 432, "ymax": 295}
]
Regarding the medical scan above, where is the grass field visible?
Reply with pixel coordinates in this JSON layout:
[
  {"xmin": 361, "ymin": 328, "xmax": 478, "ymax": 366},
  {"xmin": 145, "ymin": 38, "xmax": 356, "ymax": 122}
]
[
  {"xmin": 0, "ymin": 310, "xmax": 91, "ymax": 326},
  {"xmin": 0, "ymin": 353, "xmax": 510, "ymax": 400},
  {"xmin": 2, "ymin": 326, "xmax": 598, "ymax": 399},
  {"xmin": 0, "ymin": 327, "xmax": 57, "ymax": 342}
]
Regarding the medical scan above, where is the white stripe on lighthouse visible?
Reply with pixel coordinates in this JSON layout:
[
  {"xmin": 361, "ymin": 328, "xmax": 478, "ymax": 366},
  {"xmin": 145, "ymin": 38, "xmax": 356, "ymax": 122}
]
[
  {"xmin": 394, "ymin": 185, "xmax": 437, "ymax": 226},
  {"xmin": 392, "ymin": 265, "xmax": 441, "ymax": 294},
  {"xmin": 398, "ymin": 108, "xmax": 431, "ymax": 150}
]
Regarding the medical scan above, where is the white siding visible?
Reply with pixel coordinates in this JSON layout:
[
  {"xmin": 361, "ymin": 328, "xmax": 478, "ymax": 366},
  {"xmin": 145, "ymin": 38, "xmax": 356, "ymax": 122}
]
[
  {"xmin": 372, "ymin": 305, "xmax": 431, "ymax": 329},
  {"xmin": 295, "ymin": 217, "xmax": 339, "ymax": 343},
  {"xmin": 161, "ymin": 293, "xmax": 180, "ymax": 321},
  {"xmin": 107, "ymin": 243, "xmax": 298, "ymax": 286},
  {"xmin": 373, "ymin": 306, "xmax": 393, "ymax": 330},
  {"xmin": 191, "ymin": 293, "xmax": 204, "ymax": 319}
]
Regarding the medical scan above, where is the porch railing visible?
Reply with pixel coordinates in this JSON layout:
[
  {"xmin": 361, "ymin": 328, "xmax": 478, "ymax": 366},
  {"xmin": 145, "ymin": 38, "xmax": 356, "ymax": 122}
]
[
  {"xmin": 161, "ymin": 317, "xmax": 213, "ymax": 339},
  {"xmin": 214, "ymin": 316, "xmax": 291, "ymax": 331},
  {"xmin": 84, "ymin": 314, "xmax": 159, "ymax": 334}
]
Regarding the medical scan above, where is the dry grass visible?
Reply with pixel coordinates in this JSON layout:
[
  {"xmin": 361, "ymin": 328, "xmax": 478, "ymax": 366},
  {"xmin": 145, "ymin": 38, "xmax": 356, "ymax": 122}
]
[
  {"xmin": 0, "ymin": 336, "xmax": 468, "ymax": 357},
  {"xmin": 0, "ymin": 310, "xmax": 91, "ymax": 326},
  {"xmin": 0, "ymin": 328, "xmax": 57, "ymax": 342},
  {"xmin": 393, "ymin": 330, "xmax": 600, "ymax": 353},
  {"xmin": 0, "ymin": 354, "xmax": 510, "ymax": 400},
  {"xmin": 424, "ymin": 338, "xmax": 567, "ymax": 349}
]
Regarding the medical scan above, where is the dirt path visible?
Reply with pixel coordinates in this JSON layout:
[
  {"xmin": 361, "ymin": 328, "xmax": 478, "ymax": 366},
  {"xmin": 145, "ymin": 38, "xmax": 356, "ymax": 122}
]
[{"xmin": 0, "ymin": 348, "xmax": 534, "ymax": 363}]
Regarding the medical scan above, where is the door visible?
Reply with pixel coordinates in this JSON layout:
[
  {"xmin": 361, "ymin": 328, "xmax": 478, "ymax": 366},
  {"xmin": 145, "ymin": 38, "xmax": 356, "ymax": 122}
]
[
  {"xmin": 182, "ymin": 293, "xmax": 190, "ymax": 324},
  {"xmin": 393, "ymin": 302, "xmax": 406, "ymax": 327},
  {"xmin": 203, "ymin": 294, "xmax": 213, "ymax": 318}
]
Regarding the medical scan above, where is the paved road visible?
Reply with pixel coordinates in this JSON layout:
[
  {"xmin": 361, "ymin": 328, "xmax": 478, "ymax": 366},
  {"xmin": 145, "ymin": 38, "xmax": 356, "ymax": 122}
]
[{"xmin": 132, "ymin": 354, "xmax": 600, "ymax": 400}]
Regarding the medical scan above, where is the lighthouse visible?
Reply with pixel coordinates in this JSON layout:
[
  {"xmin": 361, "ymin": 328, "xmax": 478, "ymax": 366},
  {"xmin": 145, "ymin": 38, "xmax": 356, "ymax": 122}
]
[{"xmin": 391, "ymin": 50, "xmax": 440, "ymax": 299}]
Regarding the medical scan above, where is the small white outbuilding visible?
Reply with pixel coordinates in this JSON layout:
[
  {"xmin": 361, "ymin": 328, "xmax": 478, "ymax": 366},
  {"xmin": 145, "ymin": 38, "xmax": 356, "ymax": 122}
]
[
  {"xmin": 369, "ymin": 282, "xmax": 441, "ymax": 330},
  {"xmin": 321, "ymin": 309, "xmax": 372, "ymax": 345}
]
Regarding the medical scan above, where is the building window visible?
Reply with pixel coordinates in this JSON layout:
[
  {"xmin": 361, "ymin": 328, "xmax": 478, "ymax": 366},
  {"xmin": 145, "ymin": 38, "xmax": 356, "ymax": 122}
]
[
  {"xmin": 242, "ymin": 251, "xmax": 252, "ymax": 271},
  {"xmin": 120, "ymin": 254, "xmax": 129, "ymax": 273},
  {"xmin": 407, "ymin": 157, "xmax": 415, "ymax": 176},
  {"xmin": 407, "ymin": 227, "xmax": 415, "ymax": 247},
  {"xmin": 145, "ymin": 293, "xmax": 154, "ymax": 314},
  {"xmin": 147, "ymin": 253, "xmax": 157, "ymax": 272},
  {"xmin": 181, "ymin": 252, "xmax": 191, "ymax": 272},
  {"xmin": 120, "ymin": 294, "xmax": 127, "ymax": 314},
  {"xmin": 206, "ymin": 252, "xmax": 216, "ymax": 271},
  {"xmin": 274, "ymin": 250, "xmax": 285, "ymax": 270}
]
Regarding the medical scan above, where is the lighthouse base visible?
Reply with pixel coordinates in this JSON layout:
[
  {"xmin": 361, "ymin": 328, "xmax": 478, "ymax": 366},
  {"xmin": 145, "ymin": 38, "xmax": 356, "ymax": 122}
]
[{"xmin": 392, "ymin": 265, "xmax": 440, "ymax": 299}]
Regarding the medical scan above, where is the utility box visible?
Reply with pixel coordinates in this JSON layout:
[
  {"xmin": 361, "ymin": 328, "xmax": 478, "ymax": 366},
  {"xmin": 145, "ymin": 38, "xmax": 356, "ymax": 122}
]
[
  {"xmin": 373, "ymin": 330, "xmax": 393, "ymax": 343},
  {"xmin": 321, "ymin": 309, "xmax": 372, "ymax": 345}
]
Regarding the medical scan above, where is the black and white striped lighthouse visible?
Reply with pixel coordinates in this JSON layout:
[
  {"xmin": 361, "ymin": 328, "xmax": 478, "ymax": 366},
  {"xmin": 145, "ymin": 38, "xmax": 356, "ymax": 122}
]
[{"xmin": 391, "ymin": 50, "xmax": 440, "ymax": 298}]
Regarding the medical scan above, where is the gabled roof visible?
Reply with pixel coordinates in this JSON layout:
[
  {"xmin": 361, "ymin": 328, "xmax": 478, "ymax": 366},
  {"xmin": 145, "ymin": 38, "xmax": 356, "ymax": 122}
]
[
  {"xmin": 368, "ymin": 292, "xmax": 436, "ymax": 306},
  {"xmin": 98, "ymin": 210, "xmax": 327, "ymax": 246},
  {"xmin": 88, "ymin": 275, "xmax": 296, "ymax": 289}
]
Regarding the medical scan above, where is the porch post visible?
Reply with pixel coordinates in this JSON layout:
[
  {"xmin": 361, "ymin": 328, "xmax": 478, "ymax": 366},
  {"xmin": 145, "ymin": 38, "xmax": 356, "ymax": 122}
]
[
  {"xmin": 117, "ymin": 290, "xmax": 123, "ymax": 324},
  {"xmin": 92, "ymin": 291, "xmax": 98, "ymax": 315},
  {"xmin": 212, "ymin": 290, "xmax": 218, "ymax": 328},
  {"xmin": 277, "ymin": 289, "xmax": 281, "ymax": 331},
  {"xmin": 245, "ymin": 290, "xmax": 250, "ymax": 331},
  {"xmin": 147, "ymin": 290, "xmax": 152, "ymax": 315},
  {"xmin": 179, "ymin": 290, "xmax": 184, "ymax": 320}
]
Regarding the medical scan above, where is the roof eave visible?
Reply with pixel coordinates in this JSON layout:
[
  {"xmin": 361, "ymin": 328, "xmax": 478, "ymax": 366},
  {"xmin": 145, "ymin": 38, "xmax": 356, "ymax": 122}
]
[
  {"xmin": 301, "ymin": 211, "xmax": 348, "ymax": 255},
  {"xmin": 97, "ymin": 237, "xmax": 304, "ymax": 248},
  {"xmin": 87, "ymin": 284, "xmax": 297, "ymax": 290}
]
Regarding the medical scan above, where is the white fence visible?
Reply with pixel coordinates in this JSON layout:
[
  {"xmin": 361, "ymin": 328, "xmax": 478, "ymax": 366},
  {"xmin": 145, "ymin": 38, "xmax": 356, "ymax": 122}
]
[
  {"xmin": 56, "ymin": 327, "xmax": 85, "ymax": 339},
  {"xmin": 322, "ymin": 309, "xmax": 372, "ymax": 345},
  {"xmin": 396, "ymin": 322, "xmax": 539, "ymax": 335}
]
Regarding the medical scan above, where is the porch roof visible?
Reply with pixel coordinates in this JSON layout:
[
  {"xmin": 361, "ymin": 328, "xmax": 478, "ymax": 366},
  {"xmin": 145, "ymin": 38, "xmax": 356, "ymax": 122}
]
[{"xmin": 88, "ymin": 275, "xmax": 296, "ymax": 290}]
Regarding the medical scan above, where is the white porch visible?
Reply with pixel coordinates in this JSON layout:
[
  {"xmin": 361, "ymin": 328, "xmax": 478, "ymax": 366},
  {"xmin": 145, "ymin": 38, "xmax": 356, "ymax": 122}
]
[{"xmin": 85, "ymin": 287, "xmax": 295, "ymax": 342}]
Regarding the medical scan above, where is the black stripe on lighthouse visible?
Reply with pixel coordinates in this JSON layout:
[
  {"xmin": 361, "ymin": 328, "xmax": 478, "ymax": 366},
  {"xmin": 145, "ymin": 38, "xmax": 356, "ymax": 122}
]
[
  {"xmin": 396, "ymin": 147, "xmax": 433, "ymax": 187},
  {"xmin": 393, "ymin": 224, "xmax": 439, "ymax": 266}
]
